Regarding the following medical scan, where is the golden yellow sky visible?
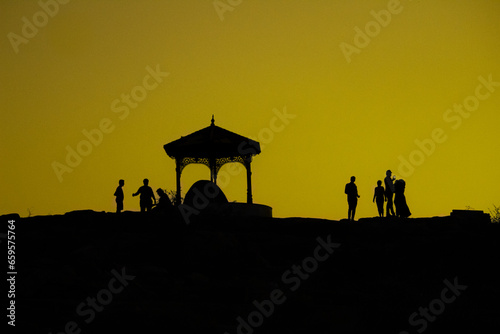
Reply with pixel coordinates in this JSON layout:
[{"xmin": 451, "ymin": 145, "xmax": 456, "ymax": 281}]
[{"xmin": 1, "ymin": 0, "xmax": 499, "ymax": 219}]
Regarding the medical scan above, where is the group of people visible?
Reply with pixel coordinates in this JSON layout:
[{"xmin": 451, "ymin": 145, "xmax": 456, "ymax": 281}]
[
  {"xmin": 344, "ymin": 170, "xmax": 411, "ymax": 221},
  {"xmin": 115, "ymin": 172, "xmax": 411, "ymax": 218},
  {"xmin": 113, "ymin": 178, "xmax": 173, "ymax": 213}
]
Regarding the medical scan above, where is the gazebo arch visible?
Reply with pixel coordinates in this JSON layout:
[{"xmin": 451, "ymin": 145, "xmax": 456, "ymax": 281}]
[{"xmin": 163, "ymin": 116, "xmax": 261, "ymax": 205}]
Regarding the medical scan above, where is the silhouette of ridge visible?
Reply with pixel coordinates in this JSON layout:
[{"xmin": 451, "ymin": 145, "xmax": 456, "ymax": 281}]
[{"xmin": 3, "ymin": 210, "xmax": 498, "ymax": 333}]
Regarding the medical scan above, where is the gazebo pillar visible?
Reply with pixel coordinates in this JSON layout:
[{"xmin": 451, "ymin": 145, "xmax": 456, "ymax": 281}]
[
  {"xmin": 245, "ymin": 158, "xmax": 253, "ymax": 204},
  {"xmin": 209, "ymin": 158, "xmax": 217, "ymax": 184},
  {"xmin": 175, "ymin": 159, "xmax": 182, "ymax": 205}
]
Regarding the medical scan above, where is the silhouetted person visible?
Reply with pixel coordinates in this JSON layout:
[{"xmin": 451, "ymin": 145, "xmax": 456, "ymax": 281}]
[
  {"xmin": 132, "ymin": 179, "xmax": 156, "ymax": 212},
  {"xmin": 394, "ymin": 179, "xmax": 411, "ymax": 218},
  {"xmin": 384, "ymin": 170, "xmax": 396, "ymax": 217},
  {"xmin": 373, "ymin": 180, "xmax": 386, "ymax": 217},
  {"xmin": 345, "ymin": 176, "xmax": 360, "ymax": 221},
  {"xmin": 114, "ymin": 179, "xmax": 125, "ymax": 213},
  {"xmin": 153, "ymin": 188, "xmax": 173, "ymax": 213}
]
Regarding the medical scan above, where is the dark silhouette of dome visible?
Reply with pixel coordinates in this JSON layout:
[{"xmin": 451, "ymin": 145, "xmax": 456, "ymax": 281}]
[{"xmin": 183, "ymin": 180, "xmax": 228, "ymax": 207}]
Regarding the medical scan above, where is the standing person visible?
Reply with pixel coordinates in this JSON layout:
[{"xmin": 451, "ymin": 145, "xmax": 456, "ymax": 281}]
[
  {"xmin": 384, "ymin": 170, "xmax": 396, "ymax": 217},
  {"xmin": 373, "ymin": 180, "xmax": 386, "ymax": 217},
  {"xmin": 132, "ymin": 178, "xmax": 156, "ymax": 212},
  {"xmin": 394, "ymin": 179, "xmax": 411, "ymax": 218},
  {"xmin": 114, "ymin": 179, "xmax": 125, "ymax": 213},
  {"xmin": 345, "ymin": 176, "xmax": 360, "ymax": 221}
]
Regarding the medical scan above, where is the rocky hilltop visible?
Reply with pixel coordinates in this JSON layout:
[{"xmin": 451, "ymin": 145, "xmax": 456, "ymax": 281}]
[{"xmin": 3, "ymin": 210, "xmax": 500, "ymax": 333}]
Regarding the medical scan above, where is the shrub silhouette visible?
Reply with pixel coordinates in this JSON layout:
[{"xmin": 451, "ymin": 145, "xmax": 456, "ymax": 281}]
[{"xmin": 489, "ymin": 204, "xmax": 500, "ymax": 223}]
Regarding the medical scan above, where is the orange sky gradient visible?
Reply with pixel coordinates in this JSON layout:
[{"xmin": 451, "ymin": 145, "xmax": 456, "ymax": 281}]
[{"xmin": 1, "ymin": 0, "xmax": 499, "ymax": 219}]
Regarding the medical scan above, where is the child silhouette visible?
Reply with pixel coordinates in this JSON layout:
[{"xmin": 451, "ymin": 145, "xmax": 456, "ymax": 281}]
[{"xmin": 373, "ymin": 180, "xmax": 386, "ymax": 217}]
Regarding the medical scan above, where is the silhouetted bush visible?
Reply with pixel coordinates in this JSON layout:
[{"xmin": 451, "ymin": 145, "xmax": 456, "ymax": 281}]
[
  {"xmin": 489, "ymin": 204, "xmax": 500, "ymax": 223},
  {"xmin": 166, "ymin": 189, "xmax": 183, "ymax": 206}
]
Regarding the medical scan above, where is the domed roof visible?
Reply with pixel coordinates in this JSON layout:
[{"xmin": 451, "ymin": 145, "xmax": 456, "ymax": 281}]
[{"xmin": 163, "ymin": 116, "xmax": 260, "ymax": 159}]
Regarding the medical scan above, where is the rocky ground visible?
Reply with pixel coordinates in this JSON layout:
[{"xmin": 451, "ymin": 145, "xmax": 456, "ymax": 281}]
[{"xmin": 3, "ymin": 210, "xmax": 500, "ymax": 333}]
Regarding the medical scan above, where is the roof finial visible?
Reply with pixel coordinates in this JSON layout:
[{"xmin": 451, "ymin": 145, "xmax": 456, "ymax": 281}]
[{"xmin": 211, "ymin": 114, "xmax": 215, "ymax": 126}]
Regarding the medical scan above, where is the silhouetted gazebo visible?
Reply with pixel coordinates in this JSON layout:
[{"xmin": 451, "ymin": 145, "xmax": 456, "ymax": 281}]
[{"xmin": 164, "ymin": 116, "xmax": 261, "ymax": 205}]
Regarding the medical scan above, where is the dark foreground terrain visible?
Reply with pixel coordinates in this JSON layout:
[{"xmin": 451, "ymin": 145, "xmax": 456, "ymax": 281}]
[{"xmin": 2, "ymin": 210, "xmax": 500, "ymax": 333}]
